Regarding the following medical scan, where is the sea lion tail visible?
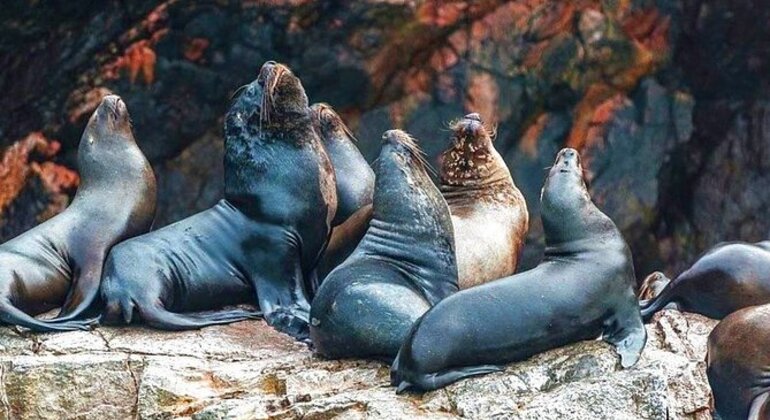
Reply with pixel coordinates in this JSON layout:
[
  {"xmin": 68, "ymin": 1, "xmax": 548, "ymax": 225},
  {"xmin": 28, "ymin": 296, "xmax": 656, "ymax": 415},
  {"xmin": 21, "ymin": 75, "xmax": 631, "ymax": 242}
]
[{"xmin": 0, "ymin": 299, "xmax": 94, "ymax": 332}]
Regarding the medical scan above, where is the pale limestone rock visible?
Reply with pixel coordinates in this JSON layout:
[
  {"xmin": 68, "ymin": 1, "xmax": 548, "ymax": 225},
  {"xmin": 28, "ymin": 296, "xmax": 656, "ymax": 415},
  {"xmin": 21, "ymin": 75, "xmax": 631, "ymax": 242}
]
[{"xmin": 0, "ymin": 310, "xmax": 715, "ymax": 419}]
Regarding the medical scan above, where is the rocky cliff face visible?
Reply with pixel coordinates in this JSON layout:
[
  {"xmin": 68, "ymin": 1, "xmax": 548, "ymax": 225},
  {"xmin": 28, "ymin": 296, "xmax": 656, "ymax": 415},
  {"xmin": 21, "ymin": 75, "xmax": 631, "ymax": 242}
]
[
  {"xmin": 2, "ymin": 0, "xmax": 769, "ymax": 280},
  {"xmin": 0, "ymin": 310, "xmax": 714, "ymax": 419}
]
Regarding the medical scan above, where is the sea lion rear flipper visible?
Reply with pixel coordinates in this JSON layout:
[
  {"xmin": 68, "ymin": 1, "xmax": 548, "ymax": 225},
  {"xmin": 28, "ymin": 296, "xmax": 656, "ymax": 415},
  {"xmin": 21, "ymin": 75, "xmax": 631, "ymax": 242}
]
[
  {"xmin": 749, "ymin": 392, "xmax": 770, "ymax": 420},
  {"xmin": 394, "ymin": 365, "xmax": 504, "ymax": 394},
  {"xmin": 0, "ymin": 299, "xmax": 94, "ymax": 332},
  {"xmin": 603, "ymin": 313, "xmax": 647, "ymax": 368},
  {"xmin": 139, "ymin": 304, "xmax": 261, "ymax": 331}
]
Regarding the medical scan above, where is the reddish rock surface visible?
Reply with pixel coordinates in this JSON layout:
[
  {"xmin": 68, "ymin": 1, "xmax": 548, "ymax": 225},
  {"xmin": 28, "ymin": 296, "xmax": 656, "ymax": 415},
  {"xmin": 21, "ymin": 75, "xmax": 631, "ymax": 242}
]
[{"xmin": 1, "ymin": 0, "xmax": 769, "ymax": 279}]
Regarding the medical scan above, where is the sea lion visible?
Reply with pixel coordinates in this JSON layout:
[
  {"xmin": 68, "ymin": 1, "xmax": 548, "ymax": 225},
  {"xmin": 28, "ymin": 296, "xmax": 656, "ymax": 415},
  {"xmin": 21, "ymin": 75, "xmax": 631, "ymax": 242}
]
[
  {"xmin": 640, "ymin": 241, "xmax": 770, "ymax": 321},
  {"xmin": 638, "ymin": 271, "xmax": 670, "ymax": 300},
  {"xmin": 0, "ymin": 95, "xmax": 156, "ymax": 331},
  {"xmin": 707, "ymin": 303, "xmax": 770, "ymax": 420},
  {"xmin": 391, "ymin": 148, "xmax": 646, "ymax": 393},
  {"xmin": 100, "ymin": 61, "xmax": 337, "ymax": 339},
  {"xmin": 311, "ymin": 103, "xmax": 374, "ymax": 226},
  {"xmin": 309, "ymin": 130, "xmax": 458, "ymax": 360},
  {"xmin": 438, "ymin": 113, "xmax": 528, "ymax": 289},
  {"xmin": 310, "ymin": 103, "xmax": 375, "ymax": 282}
]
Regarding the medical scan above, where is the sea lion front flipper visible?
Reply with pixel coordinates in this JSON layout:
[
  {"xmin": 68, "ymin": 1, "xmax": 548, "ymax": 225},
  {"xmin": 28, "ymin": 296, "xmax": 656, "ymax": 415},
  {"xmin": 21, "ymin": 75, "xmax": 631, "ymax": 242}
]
[
  {"xmin": 252, "ymin": 237, "xmax": 311, "ymax": 340},
  {"xmin": 49, "ymin": 251, "xmax": 106, "ymax": 323},
  {"xmin": 603, "ymin": 312, "xmax": 647, "ymax": 368},
  {"xmin": 749, "ymin": 392, "xmax": 770, "ymax": 420}
]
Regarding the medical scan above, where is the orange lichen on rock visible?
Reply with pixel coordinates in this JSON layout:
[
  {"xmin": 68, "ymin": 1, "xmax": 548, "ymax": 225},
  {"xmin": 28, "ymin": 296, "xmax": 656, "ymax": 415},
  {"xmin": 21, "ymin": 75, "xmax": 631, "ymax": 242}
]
[
  {"xmin": 184, "ymin": 38, "xmax": 210, "ymax": 62},
  {"xmin": 465, "ymin": 72, "xmax": 499, "ymax": 126},
  {"xmin": 583, "ymin": 94, "xmax": 629, "ymax": 146},
  {"xmin": 525, "ymin": 2, "xmax": 575, "ymax": 41},
  {"xmin": 103, "ymin": 40, "xmax": 157, "ymax": 85},
  {"xmin": 67, "ymin": 87, "xmax": 114, "ymax": 124},
  {"xmin": 0, "ymin": 133, "xmax": 76, "ymax": 215},
  {"xmin": 520, "ymin": 113, "xmax": 549, "ymax": 157},
  {"xmin": 417, "ymin": 1, "xmax": 467, "ymax": 27}
]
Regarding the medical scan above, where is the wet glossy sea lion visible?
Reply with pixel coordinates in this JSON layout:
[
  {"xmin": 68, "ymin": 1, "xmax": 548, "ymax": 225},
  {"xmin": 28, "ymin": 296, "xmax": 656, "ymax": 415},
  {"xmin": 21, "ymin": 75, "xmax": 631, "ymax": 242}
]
[
  {"xmin": 100, "ymin": 62, "xmax": 336, "ymax": 339},
  {"xmin": 309, "ymin": 130, "xmax": 458, "ymax": 361},
  {"xmin": 391, "ymin": 148, "xmax": 646, "ymax": 393},
  {"xmin": 0, "ymin": 95, "xmax": 156, "ymax": 331},
  {"xmin": 640, "ymin": 241, "xmax": 770, "ymax": 321},
  {"xmin": 707, "ymin": 303, "xmax": 770, "ymax": 419},
  {"xmin": 311, "ymin": 103, "xmax": 375, "ymax": 282},
  {"xmin": 438, "ymin": 113, "xmax": 528, "ymax": 289}
]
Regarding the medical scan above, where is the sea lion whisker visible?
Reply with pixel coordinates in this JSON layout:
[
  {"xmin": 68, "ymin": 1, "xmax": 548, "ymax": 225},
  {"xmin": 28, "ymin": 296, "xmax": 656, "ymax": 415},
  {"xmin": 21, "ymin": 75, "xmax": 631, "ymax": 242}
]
[{"xmin": 230, "ymin": 84, "xmax": 249, "ymax": 101}]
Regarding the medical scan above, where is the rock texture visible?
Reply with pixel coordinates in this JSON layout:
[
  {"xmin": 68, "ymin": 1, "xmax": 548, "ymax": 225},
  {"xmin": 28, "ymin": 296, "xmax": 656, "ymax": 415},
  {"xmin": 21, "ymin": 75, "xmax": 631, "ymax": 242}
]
[
  {"xmin": 0, "ymin": 310, "xmax": 715, "ymax": 419},
  {"xmin": 3, "ymin": 0, "xmax": 770, "ymax": 280}
]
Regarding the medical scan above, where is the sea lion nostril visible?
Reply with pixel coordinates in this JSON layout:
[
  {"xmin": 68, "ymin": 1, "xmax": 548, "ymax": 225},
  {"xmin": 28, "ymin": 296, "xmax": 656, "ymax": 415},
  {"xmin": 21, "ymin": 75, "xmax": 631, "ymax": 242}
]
[{"xmin": 465, "ymin": 113, "xmax": 482, "ymax": 122}]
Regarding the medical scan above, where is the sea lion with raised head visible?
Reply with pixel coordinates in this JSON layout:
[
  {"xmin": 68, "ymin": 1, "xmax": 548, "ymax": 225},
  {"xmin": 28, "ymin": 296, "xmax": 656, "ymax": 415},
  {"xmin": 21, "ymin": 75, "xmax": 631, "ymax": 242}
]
[
  {"xmin": 311, "ymin": 103, "xmax": 375, "ymax": 282},
  {"xmin": 0, "ymin": 95, "xmax": 156, "ymax": 331},
  {"xmin": 438, "ymin": 113, "xmax": 528, "ymax": 289},
  {"xmin": 309, "ymin": 130, "xmax": 458, "ymax": 360},
  {"xmin": 640, "ymin": 241, "xmax": 770, "ymax": 321},
  {"xmin": 707, "ymin": 303, "xmax": 770, "ymax": 420},
  {"xmin": 100, "ymin": 62, "xmax": 336, "ymax": 339},
  {"xmin": 391, "ymin": 148, "xmax": 646, "ymax": 392}
]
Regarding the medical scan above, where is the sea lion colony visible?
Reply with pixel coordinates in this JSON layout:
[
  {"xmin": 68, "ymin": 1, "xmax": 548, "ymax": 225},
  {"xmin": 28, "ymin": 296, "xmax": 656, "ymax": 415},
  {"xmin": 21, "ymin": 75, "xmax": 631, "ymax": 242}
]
[{"xmin": 0, "ymin": 61, "xmax": 763, "ymax": 415}]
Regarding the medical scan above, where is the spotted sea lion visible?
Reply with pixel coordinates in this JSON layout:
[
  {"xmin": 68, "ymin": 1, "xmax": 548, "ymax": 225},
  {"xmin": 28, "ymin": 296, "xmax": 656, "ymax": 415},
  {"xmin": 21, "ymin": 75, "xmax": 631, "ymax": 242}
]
[
  {"xmin": 640, "ymin": 241, "xmax": 770, "ymax": 321},
  {"xmin": 707, "ymin": 303, "xmax": 770, "ymax": 419},
  {"xmin": 309, "ymin": 130, "xmax": 458, "ymax": 360},
  {"xmin": 0, "ymin": 95, "xmax": 156, "ymax": 331},
  {"xmin": 100, "ymin": 61, "xmax": 336, "ymax": 339},
  {"xmin": 310, "ymin": 103, "xmax": 375, "ymax": 282},
  {"xmin": 391, "ymin": 148, "xmax": 646, "ymax": 392},
  {"xmin": 438, "ymin": 113, "xmax": 528, "ymax": 289}
]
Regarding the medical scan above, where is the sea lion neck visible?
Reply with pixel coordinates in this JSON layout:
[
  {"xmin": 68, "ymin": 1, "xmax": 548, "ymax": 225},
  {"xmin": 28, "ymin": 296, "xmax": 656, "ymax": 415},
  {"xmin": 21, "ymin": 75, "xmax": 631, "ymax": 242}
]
[
  {"xmin": 540, "ymin": 148, "xmax": 617, "ymax": 250},
  {"xmin": 361, "ymin": 137, "xmax": 457, "ymax": 302}
]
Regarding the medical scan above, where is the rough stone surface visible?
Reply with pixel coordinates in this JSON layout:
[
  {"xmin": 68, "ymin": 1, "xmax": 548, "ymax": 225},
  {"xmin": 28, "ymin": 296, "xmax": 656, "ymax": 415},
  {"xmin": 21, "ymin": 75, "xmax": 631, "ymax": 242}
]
[{"xmin": 0, "ymin": 310, "xmax": 715, "ymax": 419}]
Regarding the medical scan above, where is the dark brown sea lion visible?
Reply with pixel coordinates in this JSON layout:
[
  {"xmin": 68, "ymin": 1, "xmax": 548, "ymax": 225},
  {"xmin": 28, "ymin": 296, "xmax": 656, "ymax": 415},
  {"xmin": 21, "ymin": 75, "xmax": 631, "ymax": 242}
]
[
  {"xmin": 310, "ymin": 103, "xmax": 375, "ymax": 282},
  {"xmin": 309, "ymin": 130, "xmax": 459, "ymax": 361},
  {"xmin": 0, "ymin": 95, "xmax": 156, "ymax": 331},
  {"xmin": 438, "ymin": 113, "xmax": 528, "ymax": 289},
  {"xmin": 638, "ymin": 271, "xmax": 669, "ymax": 300},
  {"xmin": 707, "ymin": 303, "xmax": 770, "ymax": 419},
  {"xmin": 640, "ymin": 241, "xmax": 770, "ymax": 321},
  {"xmin": 391, "ymin": 148, "xmax": 646, "ymax": 392},
  {"xmin": 100, "ymin": 62, "xmax": 336, "ymax": 339}
]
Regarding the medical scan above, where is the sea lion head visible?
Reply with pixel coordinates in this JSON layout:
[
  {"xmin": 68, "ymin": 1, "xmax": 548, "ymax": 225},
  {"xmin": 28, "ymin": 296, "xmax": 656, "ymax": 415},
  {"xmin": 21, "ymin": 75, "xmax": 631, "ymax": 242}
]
[
  {"xmin": 439, "ymin": 113, "xmax": 498, "ymax": 186},
  {"xmin": 540, "ymin": 148, "xmax": 613, "ymax": 245},
  {"xmin": 225, "ymin": 61, "xmax": 309, "ymax": 139},
  {"xmin": 311, "ymin": 103, "xmax": 357, "ymax": 143},
  {"xmin": 375, "ymin": 129, "xmax": 448, "ymax": 231},
  {"xmin": 82, "ymin": 95, "xmax": 133, "ymax": 144},
  {"xmin": 639, "ymin": 271, "xmax": 670, "ymax": 300},
  {"xmin": 258, "ymin": 61, "xmax": 308, "ymax": 124},
  {"xmin": 380, "ymin": 129, "xmax": 433, "ymax": 179}
]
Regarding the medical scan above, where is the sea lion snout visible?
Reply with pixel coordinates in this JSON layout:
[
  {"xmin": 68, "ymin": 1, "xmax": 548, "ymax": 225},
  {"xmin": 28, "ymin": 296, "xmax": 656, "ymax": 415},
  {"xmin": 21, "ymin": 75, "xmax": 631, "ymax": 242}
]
[
  {"xmin": 465, "ymin": 112, "xmax": 482, "ymax": 122},
  {"xmin": 554, "ymin": 148, "xmax": 582, "ymax": 172}
]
